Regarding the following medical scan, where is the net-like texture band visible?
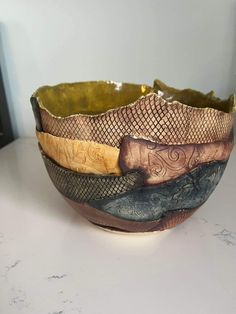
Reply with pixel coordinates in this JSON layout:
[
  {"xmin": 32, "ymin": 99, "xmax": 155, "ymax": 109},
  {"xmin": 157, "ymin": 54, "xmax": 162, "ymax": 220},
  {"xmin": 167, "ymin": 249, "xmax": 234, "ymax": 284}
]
[
  {"xmin": 38, "ymin": 93, "xmax": 234, "ymax": 147},
  {"xmin": 41, "ymin": 151, "xmax": 143, "ymax": 202}
]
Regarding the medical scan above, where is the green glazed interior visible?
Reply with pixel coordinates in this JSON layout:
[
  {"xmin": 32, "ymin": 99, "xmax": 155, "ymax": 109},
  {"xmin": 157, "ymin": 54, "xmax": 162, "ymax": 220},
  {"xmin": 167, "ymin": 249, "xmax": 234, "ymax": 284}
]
[
  {"xmin": 34, "ymin": 81, "xmax": 152, "ymax": 117},
  {"xmin": 154, "ymin": 79, "xmax": 235, "ymax": 114},
  {"xmin": 33, "ymin": 80, "xmax": 235, "ymax": 117}
]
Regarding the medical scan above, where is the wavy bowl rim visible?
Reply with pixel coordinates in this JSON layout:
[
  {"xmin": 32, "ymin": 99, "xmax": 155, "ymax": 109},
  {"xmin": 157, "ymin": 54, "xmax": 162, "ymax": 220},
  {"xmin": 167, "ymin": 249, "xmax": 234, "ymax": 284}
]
[{"xmin": 31, "ymin": 80, "xmax": 236, "ymax": 119}]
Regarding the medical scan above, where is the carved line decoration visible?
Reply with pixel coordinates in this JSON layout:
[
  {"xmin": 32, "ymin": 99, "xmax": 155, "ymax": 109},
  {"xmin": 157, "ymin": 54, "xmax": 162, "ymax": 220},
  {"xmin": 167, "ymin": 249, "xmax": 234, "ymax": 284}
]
[
  {"xmin": 119, "ymin": 136, "xmax": 233, "ymax": 185},
  {"xmin": 37, "ymin": 131, "xmax": 121, "ymax": 175}
]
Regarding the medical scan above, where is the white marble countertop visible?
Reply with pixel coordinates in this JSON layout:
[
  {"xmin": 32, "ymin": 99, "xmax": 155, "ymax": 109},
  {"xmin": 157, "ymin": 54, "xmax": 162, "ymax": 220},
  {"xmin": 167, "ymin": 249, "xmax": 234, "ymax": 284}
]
[{"xmin": 0, "ymin": 138, "xmax": 235, "ymax": 314}]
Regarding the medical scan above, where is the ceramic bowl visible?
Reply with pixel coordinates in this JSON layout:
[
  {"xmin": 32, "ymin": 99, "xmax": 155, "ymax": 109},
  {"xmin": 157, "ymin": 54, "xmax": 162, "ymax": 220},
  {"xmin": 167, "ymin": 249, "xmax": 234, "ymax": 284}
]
[{"xmin": 31, "ymin": 80, "xmax": 235, "ymax": 233}]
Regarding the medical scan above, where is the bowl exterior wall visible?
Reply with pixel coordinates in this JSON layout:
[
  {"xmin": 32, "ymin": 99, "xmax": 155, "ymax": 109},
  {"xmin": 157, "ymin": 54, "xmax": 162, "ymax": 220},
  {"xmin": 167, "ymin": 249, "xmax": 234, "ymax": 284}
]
[{"xmin": 32, "ymin": 83, "xmax": 234, "ymax": 233}]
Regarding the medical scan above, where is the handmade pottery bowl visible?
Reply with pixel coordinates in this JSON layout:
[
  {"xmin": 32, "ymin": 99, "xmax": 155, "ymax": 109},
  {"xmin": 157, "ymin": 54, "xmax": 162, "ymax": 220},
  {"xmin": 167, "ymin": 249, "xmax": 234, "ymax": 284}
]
[{"xmin": 31, "ymin": 80, "xmax": 235, "ymax": 233}]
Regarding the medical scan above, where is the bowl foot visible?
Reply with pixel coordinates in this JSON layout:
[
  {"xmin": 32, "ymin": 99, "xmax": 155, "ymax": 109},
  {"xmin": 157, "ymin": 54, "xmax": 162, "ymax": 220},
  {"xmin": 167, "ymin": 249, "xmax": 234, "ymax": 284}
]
[
  {"xmin": 64, "ymin": 197, "xmax": 199, "ymax": 233},
  {"xmin": 89, "ymin": 208, "xmax": 198, "ymax": 234}
]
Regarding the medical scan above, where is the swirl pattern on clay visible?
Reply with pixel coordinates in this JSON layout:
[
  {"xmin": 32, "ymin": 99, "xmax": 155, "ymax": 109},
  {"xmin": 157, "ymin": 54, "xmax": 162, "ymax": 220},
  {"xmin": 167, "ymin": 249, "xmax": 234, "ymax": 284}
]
[{"xmin": 119, "ymin": 136, "xmax": 233, "ymax": 184}]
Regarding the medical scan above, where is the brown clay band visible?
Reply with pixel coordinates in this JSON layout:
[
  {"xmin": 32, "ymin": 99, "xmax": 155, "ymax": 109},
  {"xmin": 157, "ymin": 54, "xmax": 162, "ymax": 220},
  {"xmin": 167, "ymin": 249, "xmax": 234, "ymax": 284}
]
[
  {"xmin": 119, "ymin": 135, "xmax": 234, "ymax": 185},
  {"xmin": 36, "ymin": 93, "xmax": 233, "ymax": 147},
  {"xmin": 38, "ymin": 130, "xmax": 233, "ymax": 182},
  {"xmin": 65, "ymin": 197, "xmax": 198, "ymax": 233}
]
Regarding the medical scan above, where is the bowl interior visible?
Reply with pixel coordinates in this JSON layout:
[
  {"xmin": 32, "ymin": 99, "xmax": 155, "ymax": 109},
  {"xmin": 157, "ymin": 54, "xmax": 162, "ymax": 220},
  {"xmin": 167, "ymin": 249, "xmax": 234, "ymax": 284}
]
[
  {"xmin": 154, "ymin": 79, "xmax": 235, "ymax": 113},
  {"xmin": 32, "ymin": 79, "xmax": 235, "ymax": 117},
  {"xmin": 33, "ymin": 81, "xmax": 152, "ymax": 117}
]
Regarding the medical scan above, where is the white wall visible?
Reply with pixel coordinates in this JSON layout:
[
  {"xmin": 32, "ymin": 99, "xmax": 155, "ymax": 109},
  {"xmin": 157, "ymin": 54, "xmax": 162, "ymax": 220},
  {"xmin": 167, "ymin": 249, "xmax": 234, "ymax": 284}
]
[{"xmin": 0, "ymin": 0, "xmax": 235, "ymax": 138}]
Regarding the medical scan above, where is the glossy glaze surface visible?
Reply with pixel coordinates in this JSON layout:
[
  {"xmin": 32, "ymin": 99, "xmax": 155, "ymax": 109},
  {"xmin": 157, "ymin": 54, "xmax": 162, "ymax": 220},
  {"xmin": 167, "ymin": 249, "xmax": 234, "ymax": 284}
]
[
  {"xmin": 33, "ymin": 81, "xmax": 152, "ymax": 116},
  {"xmin": 32, "ymin": 79, "xmax": 235, "ymax": 117},
  {"xmin": 154, "ymin": 79, "xmax": 235, "ymax": 113}
]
